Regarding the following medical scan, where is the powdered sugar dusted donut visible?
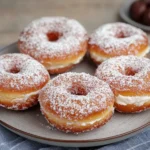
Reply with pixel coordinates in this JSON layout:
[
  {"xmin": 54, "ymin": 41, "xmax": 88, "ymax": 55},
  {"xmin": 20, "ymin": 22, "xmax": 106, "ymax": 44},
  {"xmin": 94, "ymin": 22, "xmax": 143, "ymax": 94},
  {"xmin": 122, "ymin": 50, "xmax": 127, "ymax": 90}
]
[
  {"xmin": 39, "ymin": 72, "xmax": 114, "ymax": 133},
  {"xmin": 95, "ymin": 55, "xmax": 150, "ymax": 113},
  {"xmin": 89, "ymin": 22, "xmax": 149, "ymax": 64},
  {"xmin": 18, "ymin": 17, "xmax": 88, "ymax": 74},
  {"xmin": 0, "ymin": 53, "xmax": 50, "ymax": 110}
]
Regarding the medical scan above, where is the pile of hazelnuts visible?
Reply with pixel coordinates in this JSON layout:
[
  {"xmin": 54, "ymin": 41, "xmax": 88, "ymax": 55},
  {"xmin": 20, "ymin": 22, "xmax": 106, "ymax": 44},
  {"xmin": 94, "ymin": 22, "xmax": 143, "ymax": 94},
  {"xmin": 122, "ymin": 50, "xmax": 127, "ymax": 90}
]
[{"xmin": 130, "ymin": 0, "xmax": 150, "ymax": 25}]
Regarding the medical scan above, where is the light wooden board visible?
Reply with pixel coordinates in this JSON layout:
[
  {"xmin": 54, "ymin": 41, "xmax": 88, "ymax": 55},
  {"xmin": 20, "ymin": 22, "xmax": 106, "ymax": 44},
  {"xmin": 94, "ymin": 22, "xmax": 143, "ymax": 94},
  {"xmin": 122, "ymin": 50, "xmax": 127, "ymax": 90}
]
[{"xmin": 0, "ymin": 0, "xmax": 139, "ymax": 46}]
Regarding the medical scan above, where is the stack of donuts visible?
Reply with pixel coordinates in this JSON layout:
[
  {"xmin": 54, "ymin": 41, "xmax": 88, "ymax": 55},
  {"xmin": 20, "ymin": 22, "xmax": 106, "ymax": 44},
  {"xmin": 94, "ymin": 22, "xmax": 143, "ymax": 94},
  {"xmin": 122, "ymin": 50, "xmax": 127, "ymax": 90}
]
[{"xmin": 0, "ymin": 16, "xmax": 150, "ymax": 133}]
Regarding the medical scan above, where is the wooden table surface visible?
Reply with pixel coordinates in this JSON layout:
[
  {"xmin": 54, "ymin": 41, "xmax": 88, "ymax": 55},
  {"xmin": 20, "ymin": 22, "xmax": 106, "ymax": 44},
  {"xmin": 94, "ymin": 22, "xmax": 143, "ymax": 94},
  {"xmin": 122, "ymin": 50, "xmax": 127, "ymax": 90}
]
[{"xmin": 0, "ymin": 0, "xmax": 148, "ymax": 47}]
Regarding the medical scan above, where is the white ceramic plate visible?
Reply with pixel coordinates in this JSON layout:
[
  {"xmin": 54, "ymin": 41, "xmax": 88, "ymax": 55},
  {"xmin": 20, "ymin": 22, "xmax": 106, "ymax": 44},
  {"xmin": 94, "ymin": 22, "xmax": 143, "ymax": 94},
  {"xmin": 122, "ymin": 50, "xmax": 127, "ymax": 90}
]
[
  {"xmin": 0, "ymin": 42, "xmax": 150, "ymax": 147},
  {"xmin": 120, "ymin": 0, "xmax": 150, "ymax": 31}
]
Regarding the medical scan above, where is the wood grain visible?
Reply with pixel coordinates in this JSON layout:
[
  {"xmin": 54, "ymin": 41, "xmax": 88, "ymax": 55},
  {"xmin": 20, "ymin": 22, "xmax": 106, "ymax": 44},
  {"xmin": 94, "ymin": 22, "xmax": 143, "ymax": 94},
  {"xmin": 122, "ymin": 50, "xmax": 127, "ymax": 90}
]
[
  {"xmin": 0, "ymin": 0, "xmax": 123, "ymax": 46},
  {"xmin": 0, "ymin": 0, "xmax": 149, "ymax": 46}
]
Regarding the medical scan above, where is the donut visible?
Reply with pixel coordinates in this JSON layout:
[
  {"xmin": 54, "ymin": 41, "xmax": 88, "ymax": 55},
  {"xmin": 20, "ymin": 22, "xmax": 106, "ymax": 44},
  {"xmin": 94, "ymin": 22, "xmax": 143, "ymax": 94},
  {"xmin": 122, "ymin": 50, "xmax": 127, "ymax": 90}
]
[
  {"xmin": 18, "ymin": 17, "xmax": 88, "ymax": 74},
  {"xmin": 39, "ymin": 72, "xmax": 114, "ymax": 133},
  {"xmin": 88, "ymin": 22, "xmax": 149, "ymax": 64},
  {"xmin": 95, "ymin": 55, "xmax": 150, "ymax": 113},
  {"xmin": 0, "ymin": 53, "xmax": 50, "ymax": 110}
]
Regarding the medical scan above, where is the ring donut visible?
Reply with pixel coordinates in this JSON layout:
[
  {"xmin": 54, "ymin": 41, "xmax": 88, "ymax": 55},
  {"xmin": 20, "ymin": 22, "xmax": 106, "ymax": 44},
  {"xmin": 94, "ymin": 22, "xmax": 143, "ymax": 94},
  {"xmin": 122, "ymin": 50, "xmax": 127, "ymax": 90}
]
[
  {"xmin": 89, "ymin": 22, "xmax": 149, "ymax": 64},
  {"xmin": 18, "ymin": 17, "xmax": 88, "ymax": 74},
  {"xmin": 96, "ymin": 55, "xmax": 150, "ymax": 113},
  {"xmin": 39, "ymin": 72, "xmax": 114, "ymax": 133},
  {"xmin": 0, "ymin": 53, "xmax": 50, "ymax": 110}
]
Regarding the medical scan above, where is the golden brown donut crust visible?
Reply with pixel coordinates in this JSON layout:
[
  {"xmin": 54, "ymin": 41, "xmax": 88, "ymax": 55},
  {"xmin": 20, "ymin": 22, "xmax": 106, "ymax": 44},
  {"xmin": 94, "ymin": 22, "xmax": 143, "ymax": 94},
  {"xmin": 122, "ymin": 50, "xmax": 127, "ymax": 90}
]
[
  {"xmin": 0, "ymin": 93, "xmax": 38, "ymax": 110},
  {"xmin": 18, "ymin": 17, "xmax": 88, "ymax": 74},
  {"xmin": 0, "ymin": 53, "xmax": 50, "ymax": 110},
  {"xmin": 89, "ymin": 22, "xmax": 149, "ymax": 64},
  {"xmin": 39, "ymin": 72, "xmax": 115, "ymax": 133},
  {"xmin": 95, "ymin": 55, "xmax": 150, "ymax": 113},
  {"xmin": 42, "ymin": 105, "xmax": 114, "ymax": 133},
  {"xmin": 115, "ymin": 101, "xmax": 150, "ymax": 113}
]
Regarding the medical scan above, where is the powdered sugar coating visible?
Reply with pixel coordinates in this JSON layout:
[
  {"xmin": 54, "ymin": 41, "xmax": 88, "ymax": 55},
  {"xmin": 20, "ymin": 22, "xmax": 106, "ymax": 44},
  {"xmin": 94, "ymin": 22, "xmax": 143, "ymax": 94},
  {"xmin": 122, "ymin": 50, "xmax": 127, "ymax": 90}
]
[
  {"xmin": 39, "ymin": 72, "xmax": 114, "ymax": 121},
  {"xmin": 89, "ymin": 22, "xmax": 148, "ymax": 55},
  {"xmin": 0, "ymin": 53, "xmax": 50, "ymax": 92},
  {"xmin": 18, "ymin": 17, "xmax": 87, "ymax": 62},
  {"xmin": 95, "ymin": 55, "xmax": 150, "ymax": 94}
]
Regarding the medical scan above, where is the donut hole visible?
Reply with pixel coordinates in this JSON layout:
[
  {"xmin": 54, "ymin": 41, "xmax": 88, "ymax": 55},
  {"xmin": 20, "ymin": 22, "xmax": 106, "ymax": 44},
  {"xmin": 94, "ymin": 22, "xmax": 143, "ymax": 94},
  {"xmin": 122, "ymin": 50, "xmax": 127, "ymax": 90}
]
[
  {"xmin": 47, "ymin": 32, "xmax": 62, "ymax": 42},
  {"xmin": 115, "ymin": 32, "xmax": 129, "ymax": 39},
  {"xmin": 125, "ymin": 68, "xmax": 138, "ymax": 76},
  {"xmin": 8, "ymin": 67, "xmax": 20, "ymax": 74},
  {"xmin": 68, "ymin": 84, "xmax": 87, "ymax": 96}
]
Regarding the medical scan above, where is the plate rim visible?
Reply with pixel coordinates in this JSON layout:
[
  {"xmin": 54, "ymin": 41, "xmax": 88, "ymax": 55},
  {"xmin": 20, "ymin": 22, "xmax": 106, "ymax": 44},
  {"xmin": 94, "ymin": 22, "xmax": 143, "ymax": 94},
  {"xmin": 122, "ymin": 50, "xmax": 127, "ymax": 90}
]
[
  {"xmin": 0, "ymin": 42, "xmax": 150, "ymax": 144},
  {"xmin": 0, "ymin": 120, "xmax": 150, "ymax": 143}
]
